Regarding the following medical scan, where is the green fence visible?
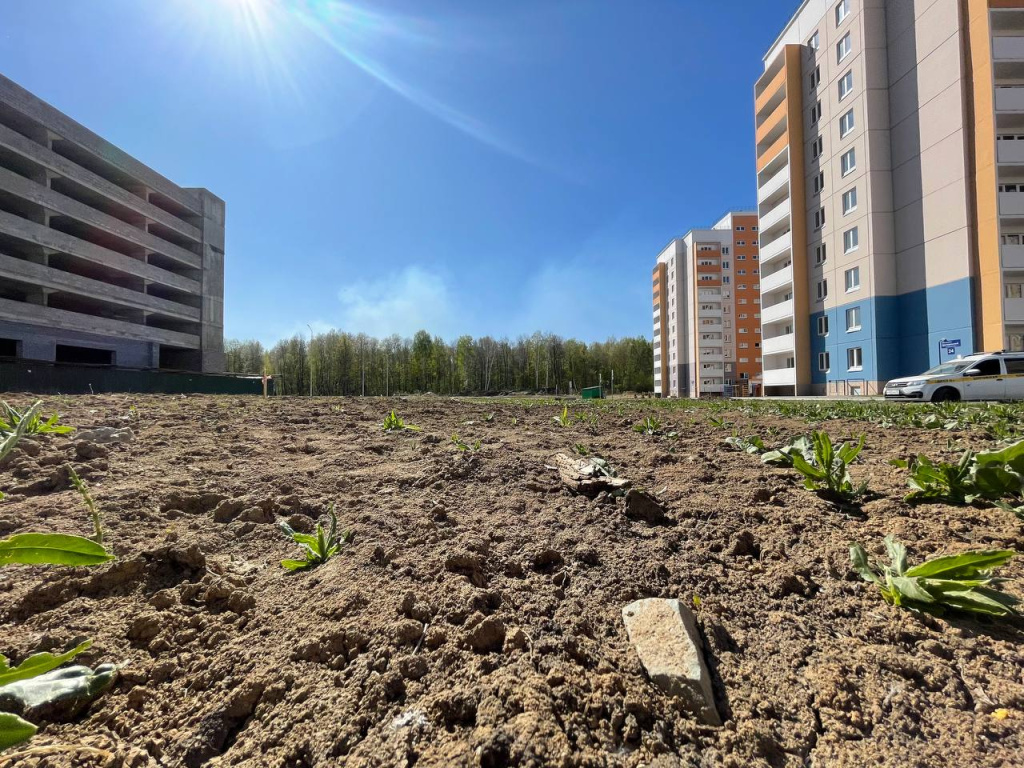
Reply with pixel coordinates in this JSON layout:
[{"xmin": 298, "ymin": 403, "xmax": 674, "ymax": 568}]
[{"xmin": 0, "ymin": 359, "xmax": 269, "ymax": 395}]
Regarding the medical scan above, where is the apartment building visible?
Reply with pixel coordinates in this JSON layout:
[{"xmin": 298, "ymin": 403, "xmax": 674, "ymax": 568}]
[
  {"xmin": 755, "ymin": 0, "xmax": 1024, "ymax": 395},
  {"xmin": 0, "ymin": 74, "xmax": 224, "ymax": 372},
  {"xmin": 653, "ymin": 211, "xmax": 763, "ymax": 397}
]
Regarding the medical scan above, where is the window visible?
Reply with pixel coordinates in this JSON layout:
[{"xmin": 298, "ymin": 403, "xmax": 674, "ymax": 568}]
[
  {"xmin": 843, "ymin": 226, "xmax": 860, "ymax": 253},
  {"xmin": 841, "ymin": 148, "xmax": 856, "ymax": 176},
  {"xmin": 817, "ymin": 279, "xmax": 828, "ymax": 301},
  {"xmin": 809, "ymin": 30, "xmax": 820, "ymax": 50},
  {"xmin": 815, "ymin": 243, "xmax": 827, "ymax": 265},
  {"xmin": 818, "ymin": 352, "xmax": 830, "ymax": 372},
  {"xmin": 817, "ymin": 316, "xmax": 829, "ymax": 336},
  {"xmin": 737, "ymin": 240, "xmax": 746, "ymax": 246},
  {"xmin": 811, "ymin": 136, "xmax": 824, "ymax": 158},
  {"xmin": 1005, "ymin": 357, "xmax": 1024, "ymax": 373},
  {"xmin": 738, "ymin": 269, "xmax": 747, "ymax": 275},
  {"xmin": 813, "ymin": 171, "xmax": 825, "ymax": 195},
  {"xmin": 842, "ymin": 187, "xmax": 858, "ymax": 214},
  {"xmin": 847, "ymin": 346, "xmax": 863, "ymax": 370},
  {"xmin": 971, "ymin": 359, "xmax": 1002, "ymax": 376},
  {"xmin": 722, "ymin": 260, "xmax": 730, "ymax": 268},
  {"xmin": 809, "ymin": 66, "xmax": 821, "ymax": 91},
  {"xmin": 846, "ymin": 306, "xmax": 861, "ymax": 331},
  {"xmin": 1006, "ymin": 282, "xmax": 1024, "ymax": 299},
  {"xmin": 839, "ymin": 70, "xmax": 853, "ymax": 100},
  {"xmin": 836, "ymin": 0, "xmax": 850, "ymax": 26},
  {"xmin": 814, "ymin": 207, "xmax": 826, "ymax": 230},
  {"xmin": 837, "ymin": 32, "xmax": 852, "ymax": 63},
  {"xmin": 839, "ymin": 109, "xmax": 855, "ymax": 138},
  {"xmin": 811, "ymin": 100, "xmax": 822, "ymax": 125}
]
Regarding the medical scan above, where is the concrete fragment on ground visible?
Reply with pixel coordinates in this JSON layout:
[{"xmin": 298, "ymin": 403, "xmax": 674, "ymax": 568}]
[
  {"xmin": 624, "ymin": 489, "xmax": 671, "ymax": 525},
  {"xmin": 622, "ymin": 598, "xmax": 721, "ymax": 726},
  {"xmin": 77, "ymin": 426, "xmax": 134, "ymax": 444},
  {"xmin": 553, "ymin": 453, "xmax": 630, "ymax": 498}
]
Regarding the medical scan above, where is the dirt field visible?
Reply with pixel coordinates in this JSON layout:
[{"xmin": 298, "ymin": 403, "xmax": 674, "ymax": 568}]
[{"xmin": 0, "ymin": 394, "xmax": 1021, "ymax": 767}]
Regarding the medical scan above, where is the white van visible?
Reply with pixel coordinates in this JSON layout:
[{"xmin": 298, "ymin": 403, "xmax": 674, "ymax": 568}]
[{"xmin": 883, "ymin": 352, "xmax": 1024, "ymax": 402}]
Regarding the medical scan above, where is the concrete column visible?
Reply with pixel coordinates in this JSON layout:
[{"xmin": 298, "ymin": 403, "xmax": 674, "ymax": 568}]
[{"xmin": 187, "ymin": 188, "xmax": 225, "ymax": 373}]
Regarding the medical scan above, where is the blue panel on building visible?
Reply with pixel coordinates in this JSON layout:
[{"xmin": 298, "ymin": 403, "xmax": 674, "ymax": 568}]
[{"xmin": 809, "ymin": 277, "xmax": 975, "ymax": 385}]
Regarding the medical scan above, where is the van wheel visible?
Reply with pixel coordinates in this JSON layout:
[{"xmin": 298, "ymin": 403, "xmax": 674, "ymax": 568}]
[{"xmin": 931, "ymin": 387, "xmax": 960, "ymax": 403}]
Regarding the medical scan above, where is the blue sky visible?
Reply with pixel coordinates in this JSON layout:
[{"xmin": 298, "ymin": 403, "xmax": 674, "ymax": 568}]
[{"xmin": 2, "ymin": 0, "xmax": 797, "ymax": 345}]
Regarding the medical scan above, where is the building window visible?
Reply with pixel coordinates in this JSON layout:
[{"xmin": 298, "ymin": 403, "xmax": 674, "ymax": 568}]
[
  {"xmin": 818, "ymin": 315, "xmax": 829, "ymax": 336},
  {"xmin": 841, "ymin": 148, "xmax": 856, "ymax": 176},
  {"xmin": 819, "ymin": 352, "xmax": 830, "ymax": 372},
  {"xmin": 737, "ymin": 240, "xmax": 746, "ymax": 246},
  {"xmin": 1006, "ymin": 282, "xmax": 1023, "ymax": 298},
  {"xmin": 843, "ymin": 226, "xmax": 860, "ymax": 253},
  {"xmin": 809, "ymin": 30, "xmax": 820, "ymax": 50},
  {"xmin": 837, "ymin": 32, "xmax": 852, "ymax": 63},
  {"xmin": 809, "ymin": 66, "xmax": 821, "ymax": 91},
  {"xmin": 836, "ymin": 0, "xmax": 851, "ymax": 26},
  {"xmin": 839, "ymin": 70, "xmax": 853, "ymax": 101},
  {"xmin": 813, "ymin": 171, "xmax": 825, "ymax": 195},
  {"xmin": 839, "ymin": 109, "xmax": 855, "ymax": 138},
  {"xmin": 817, "ymin": 279, "xmax": 828, "ymax": 301},
  {"xmin": 847, "ymin": 346, "xmax": 863, "ymax": 371},
  {"xmin": 811, "ymin": 100, "xmax": 822, "ymax": 125},
  {"xmin": 842, "ymin": 187, "xmax": 858, "ymax": 214},
  {"xmin": 846, "ymin": 305, "xmax": 862, "ymax": 330},
  {"xmin": 815, "ymin": 243, "xmax": 827, "ymax": 265},
  {"xmin": 812, "ymin": 136, "xmax": 824, "ymax": 158},
  {"xmin": 814, "ymin": 207, "xmax": 826, "ymax": 230}
]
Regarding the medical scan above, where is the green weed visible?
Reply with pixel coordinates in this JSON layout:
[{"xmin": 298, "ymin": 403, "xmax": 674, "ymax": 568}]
[
  {"xmin": 278, "ymin": 509, "xmax": 353, "ymax": 571},
  {"xmin": 382, "ymin": 410, "xmax": 421, "ymax": 432}
]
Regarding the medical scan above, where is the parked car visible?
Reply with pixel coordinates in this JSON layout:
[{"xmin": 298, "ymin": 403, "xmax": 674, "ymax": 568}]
[{"xmin": 883, "ymin": 351, "xmax": 1024, "ymax": 402}]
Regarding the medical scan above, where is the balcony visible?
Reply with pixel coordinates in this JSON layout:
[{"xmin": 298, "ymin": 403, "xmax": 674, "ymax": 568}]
[
  {"xmin": 763, "ymin": 367, "xmax": 797, "ymax": 386},
  {"xmin": 1003, "ymin": 244, "xmax": 1024, "ymax": 268},
  {"xmin": 1000, "ymin": 191, "xmax": 1024, "ymax": 216},
  {"xmin": 995, "ymin": 86, "xmax": 1024, "ymax": 112},
  {"xmin": 760, "ymin": 264, "xmax": 793, "ymax": 294},
  {"xmin": 699, "ymin": 352, "xmax": 725, "ymax": 363},
  {"xmin": 700, "ymin": 366, "xmax": 725, "ymax": 376},
  {"xmin": 758, "ymin": 165, "xmax": 790, "ymax": 204},
  {"xmin": 699, "ymin": 321, "xmax": 723, "ymax": 333},
  {"xmin": 701, "ymin": 383, "xmax": 726, "ymax": 394},
  {"xmin": 1006, "ymin": 297, "xmax": 1024, "ymax": 323},
  {"xmin": 698, "ymin": 308, "xmax": 721, "ymax": 318},
  {"xmin": 759, "ymin": 198, "xmax": 791, "ymax": 234},
  {"xmin": 761, "ymin": 298, "xmax": 795, "ymax": 324},
  {"xmin": 994, "ymin": 36, "xmax": 1024, "ymax": 61},
  {"xmin": 759, "ymin": 230, "xmax": 792, "ymax": 265},
  {"xmin": 761, "ymin": 332, "xmax": 796, "ymax": 355},
  {"xmin": 998, "ymin": 139, "xmax": 1024, "ymax": 164}
]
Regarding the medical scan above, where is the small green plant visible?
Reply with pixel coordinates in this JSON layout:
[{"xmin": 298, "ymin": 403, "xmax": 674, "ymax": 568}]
[
  {"xmin": 278, "ymin": 509, "xmax": 352, "ymax": 571},
  {"xmin": 0, "ymin": 401, "xmax": 74, "ymax": 437},
  {"xmin": 850, "ymin": 536, "xmax": 1019, "ymax": 617},
  {"xmin": 451, "ymin": 433, "xmax": 480, "ymax": 452},
  {"xmin": 708, "ymin": 416, "xmax": 732, "ymax": 429},
  {"xmin": 553, "ymin": 406, "xmax": 571, "ymax": 427},
  {"xmin": 381, "ymin": 410, "xmax": 420, "ymax": 432},
  {"xmin": 0, "ymin": 533, "xmax": 112, "ymax": 567},
  {"xmin": 0, "ymin": 640, "xmax": 114, "ymax": 750},
  {"xmin": 573, "ymin": 443, "xmax": 590, "ymax": 456},
  {"xmin": 68, "ymin": 467, "xmax": 102, "ymax": 545},
  {"xmin": 761, "ymin": 436, "xmax": 815, "ymax": 467},
  {"xmin": 788, "ymin": 431, "xmax": 867, "ymax": 502},
  {"xmin": 484, "ymin": 412, "xmax": 495, "ymax": 423},
  {"xmin": 724, "ymin": 435, "xmax": 766, "ymax": 454},
  {"xmin": 633, "ymin": 416, "xmax": 661, "ymax": 436}
]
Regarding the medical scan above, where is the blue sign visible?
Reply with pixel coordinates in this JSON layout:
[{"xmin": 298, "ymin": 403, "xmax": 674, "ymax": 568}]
[
  {"xmin": 945, "ymin": 347, "xmax": 957, "ymax": 355},
  {"xmin": 942, "ymin": 338, "xmax": 962, "ymax": 347}
]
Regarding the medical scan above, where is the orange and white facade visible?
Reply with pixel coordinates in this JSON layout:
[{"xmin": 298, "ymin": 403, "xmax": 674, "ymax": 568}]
[
  {"xmin": 756, "ymin": 0, "xmax": 1024, "ymax": 395},
  {"xmin": 653, "ymin": 212, "xmax": 763, "ymax": 397}
]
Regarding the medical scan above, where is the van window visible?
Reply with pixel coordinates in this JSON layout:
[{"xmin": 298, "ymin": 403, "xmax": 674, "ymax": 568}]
[
  {"xmin": 1005, "ymin": 358, "xmax": 1024, "ymax": 374},
  {"xmin": 971, "ymin": 359, "xmax": 1002, "ymax": 376}
]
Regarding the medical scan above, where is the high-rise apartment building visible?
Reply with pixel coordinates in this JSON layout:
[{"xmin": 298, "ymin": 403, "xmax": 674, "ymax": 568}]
[
  {"xmin": 0, "ymin": 75, "xmax": 225, "ymax": 372},
  {"xmin": 653, "ymin": 211, "xmax": 763, "ymax": 397},
  {"xmin": 755, "ymin": 0, "xmax": 1024, "ymax": 395}
]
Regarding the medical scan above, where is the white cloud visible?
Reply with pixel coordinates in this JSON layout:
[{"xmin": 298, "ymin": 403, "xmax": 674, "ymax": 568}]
[{"xmin": 337, "ymin": 265, "xmax": 458, "ymax": 338}]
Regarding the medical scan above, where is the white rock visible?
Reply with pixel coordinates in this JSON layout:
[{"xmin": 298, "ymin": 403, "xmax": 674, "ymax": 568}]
[
  {"xmin": 622, "ymin": 598, "xmax": 721, "ymax": 725},
  {"xmin": 77, "ymin": 427, "xmax": 134, "ymax": 444}
]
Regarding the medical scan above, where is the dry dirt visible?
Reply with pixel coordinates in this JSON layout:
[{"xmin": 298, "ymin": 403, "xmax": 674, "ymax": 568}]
[{"xmin": 0, "ymin": 394, "xmax": 1022, "ymax": 768}]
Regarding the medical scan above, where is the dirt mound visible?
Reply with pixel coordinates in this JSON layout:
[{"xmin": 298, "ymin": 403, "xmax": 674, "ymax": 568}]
[{"xmin": 0, "ymin": 394, "xmax": 1020, "ymax": 766}]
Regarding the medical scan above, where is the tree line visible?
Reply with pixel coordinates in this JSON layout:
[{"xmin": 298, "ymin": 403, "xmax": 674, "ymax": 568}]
[{"xmin": 224, "ymin": 331, "xmax": 653, "ymax": 396}]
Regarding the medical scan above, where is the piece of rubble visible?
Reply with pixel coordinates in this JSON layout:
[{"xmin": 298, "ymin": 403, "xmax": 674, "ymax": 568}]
[
  {"xmin": 76, "ymin": 427, "xmax": 134, "ymax": 445},
  {"xmin": 553, "ymin": 454, "xmax": 631, "ymax": 498},
  {"xmin": 622, "ymin": 598, "xmax": 721, "ymax": 726},
  {"xmin": 624, "ymin": 489, "xmax": 671, "ymax": 525}
]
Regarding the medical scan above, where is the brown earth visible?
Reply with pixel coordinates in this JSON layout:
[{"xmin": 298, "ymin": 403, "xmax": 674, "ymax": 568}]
[{"xmin": 0, "ymin": 394, "xmax": 1022, "ymax": 768}]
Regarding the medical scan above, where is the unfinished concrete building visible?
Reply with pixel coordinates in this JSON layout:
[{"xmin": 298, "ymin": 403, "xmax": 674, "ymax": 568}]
[{"xmin": 0, "ymin": 74, "xmax": 224, "ymax": 372}]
